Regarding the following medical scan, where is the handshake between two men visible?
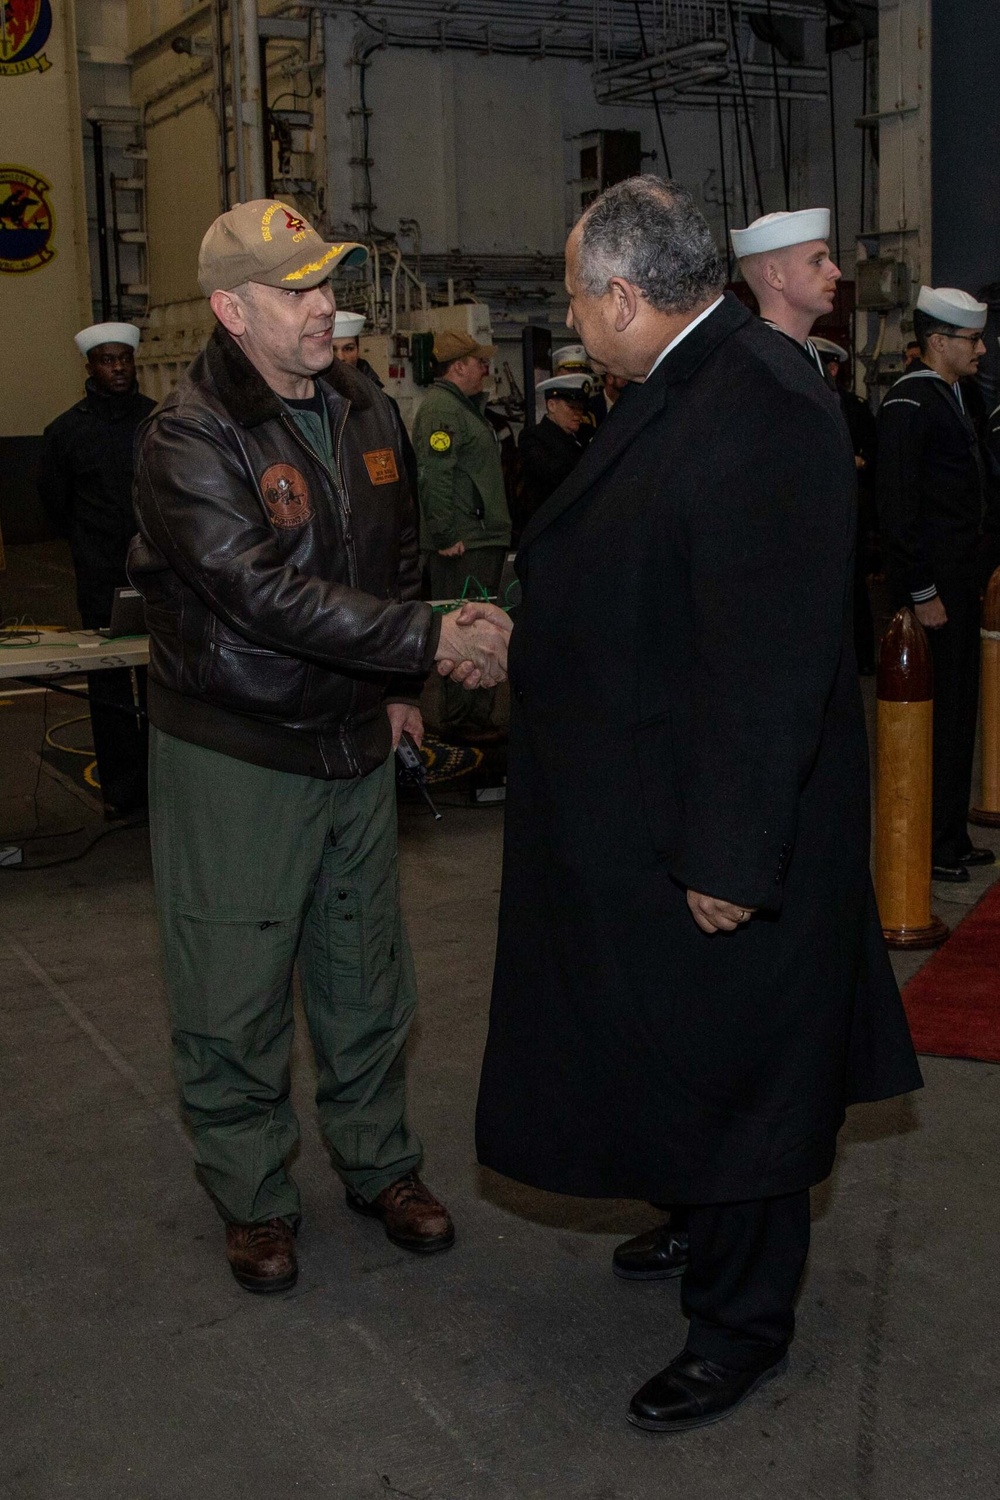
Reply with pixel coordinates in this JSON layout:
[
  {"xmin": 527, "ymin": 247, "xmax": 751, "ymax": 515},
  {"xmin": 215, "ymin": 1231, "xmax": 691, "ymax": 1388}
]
[{"xmin": 433, "ymin": 601, "xmax": 512, "ymax": 691}]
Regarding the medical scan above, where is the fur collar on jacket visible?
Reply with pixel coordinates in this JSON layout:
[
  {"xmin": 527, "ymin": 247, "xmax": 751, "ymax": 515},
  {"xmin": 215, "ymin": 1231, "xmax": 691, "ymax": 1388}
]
[{"xmin": 204, "ymin": 324, "xmax": 375, "ymax": 428}]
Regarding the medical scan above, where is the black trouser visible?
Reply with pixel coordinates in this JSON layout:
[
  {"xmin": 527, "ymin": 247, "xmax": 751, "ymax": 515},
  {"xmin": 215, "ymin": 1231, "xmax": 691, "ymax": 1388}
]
[
  {"xmin": 927, "ymin": 583, "xmax": 980, "ymax": 865},
  {"xmin": 853, "ymin": 548, "xmax": 876, "ymax": 672},
  {"xmin": 673, "ymin": 1191, "xmax": 811, "ymax": 1370},
  {"xmin": 81, "ymin": 611, "xmax": 149, "ymax": 815}
]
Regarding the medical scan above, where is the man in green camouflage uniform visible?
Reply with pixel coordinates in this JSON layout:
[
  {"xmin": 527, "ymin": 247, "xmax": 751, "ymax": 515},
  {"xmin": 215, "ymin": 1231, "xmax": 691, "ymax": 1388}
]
[{"xmin": 412, "ymin": 331, "xmax": 511, "ymax": 740}]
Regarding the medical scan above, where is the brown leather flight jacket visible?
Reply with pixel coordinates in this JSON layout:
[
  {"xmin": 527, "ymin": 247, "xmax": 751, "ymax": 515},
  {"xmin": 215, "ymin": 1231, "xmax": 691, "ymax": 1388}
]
[{"xmin": 128, "ymin": 327, "xmax": 440, "ymax": 779}]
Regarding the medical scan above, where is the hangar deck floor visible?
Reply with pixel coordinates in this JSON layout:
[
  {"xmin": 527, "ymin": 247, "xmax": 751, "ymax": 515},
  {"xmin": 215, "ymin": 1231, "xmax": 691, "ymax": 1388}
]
[{"xmin": 2, "ymin": 543, "xmax": 998, "ymax": 1500}]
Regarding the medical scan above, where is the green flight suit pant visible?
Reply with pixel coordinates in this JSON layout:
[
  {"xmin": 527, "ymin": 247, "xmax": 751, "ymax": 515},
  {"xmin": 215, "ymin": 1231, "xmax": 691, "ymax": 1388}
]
[
  {"xmin": 148, "ymin": 728, "xmax": 421, "ymax": 1226},
  {"xmin": 427, "ymin": 546, "xmax": 506, "ymax": 733}
]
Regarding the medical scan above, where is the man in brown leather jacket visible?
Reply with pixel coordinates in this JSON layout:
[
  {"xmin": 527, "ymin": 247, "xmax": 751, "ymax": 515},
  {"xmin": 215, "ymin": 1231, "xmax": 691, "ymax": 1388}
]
[{"xmin": 129, "ymin": 200, "xmax": 509, "ymax": 1293}]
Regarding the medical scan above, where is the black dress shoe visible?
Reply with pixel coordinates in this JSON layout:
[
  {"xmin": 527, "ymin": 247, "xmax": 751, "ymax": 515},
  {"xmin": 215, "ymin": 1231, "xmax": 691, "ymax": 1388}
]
[
  {"xmin": 627, "ymin": 1348, "xmax": 788, "ymax": 1432},
  {"xmin": 932, "ymin": 863, "xmax": 970, "ymax": 883},
  {"xmin": 613, "ymin": 1225, "xmax": 689, "ymax": 1281},
  {"xmin": 959, "ymin": 847, "xmax": 996, "ymax": 866}
]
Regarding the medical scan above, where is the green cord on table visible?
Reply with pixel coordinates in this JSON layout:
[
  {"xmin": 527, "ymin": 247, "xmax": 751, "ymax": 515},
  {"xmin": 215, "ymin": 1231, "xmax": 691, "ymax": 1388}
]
[{"xmin": 431, "ymin": 574, "xmax": 512, "ymax": 615}]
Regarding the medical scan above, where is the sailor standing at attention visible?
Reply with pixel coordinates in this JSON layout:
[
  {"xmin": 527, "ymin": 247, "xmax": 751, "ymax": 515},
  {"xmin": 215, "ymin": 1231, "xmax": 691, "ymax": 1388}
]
[
  {"xmin": 730, "ymin": 208, "xmax": 841, "ymax": 383},
  {"xmin": 877, "ymin": 285, "xmax": 999, "ymax": 883}
]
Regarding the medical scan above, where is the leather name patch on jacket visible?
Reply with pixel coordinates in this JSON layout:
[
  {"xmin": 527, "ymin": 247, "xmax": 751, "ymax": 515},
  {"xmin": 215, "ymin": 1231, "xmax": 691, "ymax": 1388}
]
[
  {"xmin": 260, "ymin": 463, "xmax": 314, "ymax": 528},
  {"xmin": 363, "ymin": 447, "xmax": 400, "ymax": 485}
]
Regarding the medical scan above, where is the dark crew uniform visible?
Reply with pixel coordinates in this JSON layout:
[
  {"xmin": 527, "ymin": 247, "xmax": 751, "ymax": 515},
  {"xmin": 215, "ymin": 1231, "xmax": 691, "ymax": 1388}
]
[
  {"xmin": 38, "ymin": 379, "xmax": 156, "ymax": 814},
  {"xmin": 515, "ymin": 415, "xmax": 587, "ymax": 536},
  {"xmin": 840, "ymin": 386, "xmax": 879, "ymax": 673},
  {"xmin": 877, "ymin": 362, "xmax": 1000, "ymax": 864},
  {"xmin": 764, "ymin": 322, "xmax": 878, "ymax": 671},
  {"xmin": 763, "ymin": 320, "xmax": 830, "ymax": 383}
]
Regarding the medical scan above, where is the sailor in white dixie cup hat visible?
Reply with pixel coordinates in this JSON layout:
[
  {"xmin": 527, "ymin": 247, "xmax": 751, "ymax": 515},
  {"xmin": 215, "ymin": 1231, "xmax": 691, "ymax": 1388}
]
[
  {"xmin": 876, "ymin": 283, "xmax": 996, "ymax": 880},
  {"xmin": 73, "ymin": 320, "xmax": 141, "ymax": 359},
  {"xmin": 329, "ymin": 309, "xmax": 367, "ymax": 368},
  {"xmin": 327, "ymin": 307, "xmax": 418, "ymax": 489},
  {"xmin": 730, "ymin": 209, "xmax": 841, "ymax": 382},
  {"xmin": 36, "ymin": 317, "xmax": 154, "ymax": 818}
]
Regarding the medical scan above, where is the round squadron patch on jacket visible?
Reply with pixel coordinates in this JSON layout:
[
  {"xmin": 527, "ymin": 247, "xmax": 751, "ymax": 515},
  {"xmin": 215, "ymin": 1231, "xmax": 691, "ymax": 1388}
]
[
  {"xmin": 428, "ymin": 430, "xmax": 452, "ymax": 452},
  {"xmin": 260, "ymin": 463, "xmax": 314, "ymax": 528}
]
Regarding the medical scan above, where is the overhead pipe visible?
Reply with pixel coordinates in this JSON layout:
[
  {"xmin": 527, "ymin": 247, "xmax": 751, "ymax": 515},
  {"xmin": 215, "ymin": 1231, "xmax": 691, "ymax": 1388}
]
[
  {"xmin": 228, "ymin": 0, "xmax": 246, "ymax": 200},
  {"xmin": 211, "ymin": 0, "xmax": 231, "ymax": 209},
  {"xmin": 241, "ymin": 0, "xmax": 267, "ymax": 199},
  {"xmin": 91, "ymin": 121, "xmax": 112, "ymax": 319},
  {"xmin": 595, "ymin": 37, "xmax": 728, "ymax": 84}
]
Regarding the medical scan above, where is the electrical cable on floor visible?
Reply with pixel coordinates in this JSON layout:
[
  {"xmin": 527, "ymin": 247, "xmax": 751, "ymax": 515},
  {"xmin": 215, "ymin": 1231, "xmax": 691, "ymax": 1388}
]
[
  {"xmin": 0, "ymin": 817, "xmax": 148, "ymax": 872},
  {"xmin": 23, "ymin": 680, "xmax": 52, "ymax": 838},
  {"xmin": 44, "ymin": 713, "xmax": 94, "ymax": 756}
]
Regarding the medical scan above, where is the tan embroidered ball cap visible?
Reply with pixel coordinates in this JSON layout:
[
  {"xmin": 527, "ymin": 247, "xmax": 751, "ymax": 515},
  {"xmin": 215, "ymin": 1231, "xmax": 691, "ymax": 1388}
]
[
  {"xmin": 198, "ymin": 200, "xmax": 368, "ymax": 295},
  {"xmin": 432, "ymin": 329, "xmax": 497, "ymax": 363}
]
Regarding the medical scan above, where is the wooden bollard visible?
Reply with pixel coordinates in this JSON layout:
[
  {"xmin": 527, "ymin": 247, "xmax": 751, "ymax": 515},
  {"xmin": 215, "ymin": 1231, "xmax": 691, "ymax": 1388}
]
[
  {"xmin": 874, "ymin": 608, "xmax": 949, "ymax": 948},
  {"xmin": 969, "ymin": 567, "xmax": 1000, "ymax": 826}
]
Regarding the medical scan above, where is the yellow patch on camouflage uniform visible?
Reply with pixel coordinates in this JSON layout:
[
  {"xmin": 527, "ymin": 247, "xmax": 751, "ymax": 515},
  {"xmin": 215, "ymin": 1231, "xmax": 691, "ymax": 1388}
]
[{"xmin": 429, "ymin": 430, "xmax": 452, "ymax": 453}]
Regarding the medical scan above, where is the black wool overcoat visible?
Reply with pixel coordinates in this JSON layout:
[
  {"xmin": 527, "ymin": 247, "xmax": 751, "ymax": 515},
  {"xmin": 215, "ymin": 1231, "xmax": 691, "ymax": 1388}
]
[{"xmin": 476, "ymin": 296, "xmax": 922, "ymax": 1205}]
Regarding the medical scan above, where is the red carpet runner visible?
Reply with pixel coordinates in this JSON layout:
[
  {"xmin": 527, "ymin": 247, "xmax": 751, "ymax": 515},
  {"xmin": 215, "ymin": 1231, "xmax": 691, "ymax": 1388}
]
[{"xmin": 902, "ymin": 878, "xmax": 1000, "ymax": 1062}]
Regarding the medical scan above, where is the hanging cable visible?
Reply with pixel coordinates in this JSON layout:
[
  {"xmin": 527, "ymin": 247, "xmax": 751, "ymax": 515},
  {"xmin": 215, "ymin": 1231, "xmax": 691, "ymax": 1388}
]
[
  {"xmin": 765, "ymin": 0, "xmax": 790, "ymax": 208},
  {"xmin": 633, "ymin": 1, "xmax": 672, "ymax": 177},
  {"xmin": 731, "ymin": 96, "xmax": 749, "ymax": 226},
  {"xmin": 826, "ymin": 18, "xmax": 842, "ymax": 266},
  {"xmin": 726, "ymin": 0, "xmax": 763, "ymax": 216},
  {"xmin": 716, "ymin": 93, "xmax": 732, "ymax": 280},
  {"xmin": 859, "ymin": 35, "xmax": 868, "ymax": 235}
]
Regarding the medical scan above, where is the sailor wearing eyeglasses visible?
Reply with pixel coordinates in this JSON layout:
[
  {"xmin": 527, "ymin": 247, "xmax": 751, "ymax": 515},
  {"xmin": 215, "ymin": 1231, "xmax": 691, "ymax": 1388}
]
[{"xmin": 877, "ymin": 285, "xmax": 1000, "ymax": 882}]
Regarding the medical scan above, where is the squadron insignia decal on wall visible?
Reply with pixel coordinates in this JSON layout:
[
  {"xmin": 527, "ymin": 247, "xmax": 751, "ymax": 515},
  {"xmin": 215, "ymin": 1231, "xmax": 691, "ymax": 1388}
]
[
  {"xmin": 260, "ymin": 464, "xmax": 314, "ymax": 528},
  {"xmin": 0, "ymin": 0, "xmax": 53, "ymax": 76},
  {"xmin": 0, "ymin": 166, "xmax": 55, "ymax": 272}
]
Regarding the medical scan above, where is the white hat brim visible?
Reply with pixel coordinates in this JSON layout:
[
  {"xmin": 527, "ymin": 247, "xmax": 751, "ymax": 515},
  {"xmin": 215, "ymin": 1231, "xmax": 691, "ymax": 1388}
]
[
  {"xmin": 333, "ymin": 312, "xmax": 366, "ymax": 338},
  {"xmin": 74, "ymin": 322, "xmax": 141, "ymax": 356},
  {"xmin": 916, "ymin": 285, "xmax": 988, "ymax": 330},
  {"xmin": 731, "ymin": 208, "xmax": 831, "ymax": 258}
]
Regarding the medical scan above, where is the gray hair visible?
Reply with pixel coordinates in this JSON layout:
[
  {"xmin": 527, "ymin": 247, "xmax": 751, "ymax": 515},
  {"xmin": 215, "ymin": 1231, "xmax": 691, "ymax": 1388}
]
[{"xmin": 577, "ymin": 175, "xmax": 725, "ymax": 313}]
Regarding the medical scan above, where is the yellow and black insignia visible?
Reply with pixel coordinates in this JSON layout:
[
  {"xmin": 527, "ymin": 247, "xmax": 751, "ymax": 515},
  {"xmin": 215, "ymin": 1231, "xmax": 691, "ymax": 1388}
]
[{"xmin": 428, "ymin": 430, "xmax": 452, "ymax": 453}]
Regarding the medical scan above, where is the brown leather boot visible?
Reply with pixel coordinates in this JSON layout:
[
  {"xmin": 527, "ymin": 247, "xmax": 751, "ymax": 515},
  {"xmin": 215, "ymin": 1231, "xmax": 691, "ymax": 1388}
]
[
  {"xmin": 225, "ymin": 1218, "xmax": 298, "ymax": 1293},
  {"xmin": 346, "ymin": 1171, "xmax": 455, "ymax": 1254}
]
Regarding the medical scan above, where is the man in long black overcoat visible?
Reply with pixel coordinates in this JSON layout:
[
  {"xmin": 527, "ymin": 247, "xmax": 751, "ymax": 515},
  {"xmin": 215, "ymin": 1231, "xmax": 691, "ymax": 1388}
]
[{"xmin": 473, "ymin": 177, "xmax": 922, "ymax": 1433}]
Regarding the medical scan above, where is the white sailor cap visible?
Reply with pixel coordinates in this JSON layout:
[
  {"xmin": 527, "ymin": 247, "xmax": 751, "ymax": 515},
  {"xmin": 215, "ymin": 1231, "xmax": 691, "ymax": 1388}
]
[
  {"xmin": 332, "ymin": 310, "xmax": 366, "ymax": 339},
  {"xmin": 536, "ymin": 373, "xmax": 593, "ymax": 400},
  {"xmin": 916, "ymin": 286, "xmax": 988, "ymax": 331},
  {"xmin": 552, "ymin": 343, "xmax": 591, "ymax": 372},
  {"xmin": 730, "ymin": 208, "xmax": 831, "ymax": 258},
  {"xmin": 811, "ymin": 337, "xmax": 848, "ymax": 361},
  {"xmin": 74, "ymin": 321, "xmax": 141, "ymax": 356}
]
